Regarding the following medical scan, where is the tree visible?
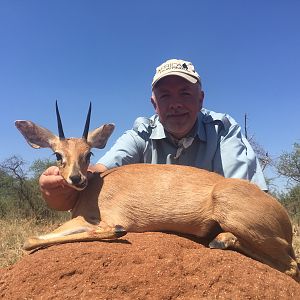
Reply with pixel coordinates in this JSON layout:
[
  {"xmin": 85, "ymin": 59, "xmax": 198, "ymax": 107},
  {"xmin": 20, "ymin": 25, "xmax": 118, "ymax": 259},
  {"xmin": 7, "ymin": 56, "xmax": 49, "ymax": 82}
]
[
  {"xmin": 29, "ymin": 158, "xmax": 55, "ymax": 179},
  {"xmin": 0, "ymin": 167, "xmax": 18, "ymax": 216},
  {"xmin": 275, "ymin": 143, "xmax": 300, "ymax": 225},
  {"xmin": 279, "ymin": 185, "xmax": 300, "ymax": 226},
  {"xmin": 0, "ymin": 156, "xmax": 68, "ymax": 221},
  {"xmin": 0, "ymin": 156, "xmax": 32, "ymax": 214},
  {"xmin": 276, "ymin": 143, "xmax": 300, "ymax": 184},
  {"xmin": 244, "ymin": 113, "xmax": 272, "ymax": 171}
]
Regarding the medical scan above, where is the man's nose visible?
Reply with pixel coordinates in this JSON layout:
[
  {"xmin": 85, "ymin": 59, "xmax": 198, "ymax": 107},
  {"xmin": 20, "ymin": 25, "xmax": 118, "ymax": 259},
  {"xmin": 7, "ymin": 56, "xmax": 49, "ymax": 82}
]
[{"xmin": 169, "ymin": 99, "xmax": 183, "ymax": 109}]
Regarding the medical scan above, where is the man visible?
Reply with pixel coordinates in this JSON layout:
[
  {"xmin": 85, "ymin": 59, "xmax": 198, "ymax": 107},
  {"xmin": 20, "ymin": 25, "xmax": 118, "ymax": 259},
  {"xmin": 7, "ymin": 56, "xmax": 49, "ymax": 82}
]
[{"xmin": 40, "ymin": 59, "xmax": 267, "ymax": 211}]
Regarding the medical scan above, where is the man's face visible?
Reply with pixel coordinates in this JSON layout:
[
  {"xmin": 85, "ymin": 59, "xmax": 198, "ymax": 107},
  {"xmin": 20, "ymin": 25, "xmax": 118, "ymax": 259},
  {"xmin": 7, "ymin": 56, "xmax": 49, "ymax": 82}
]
[{"xmin": 151, "ymin": 75, "xmax": 204, "ymax": 139}]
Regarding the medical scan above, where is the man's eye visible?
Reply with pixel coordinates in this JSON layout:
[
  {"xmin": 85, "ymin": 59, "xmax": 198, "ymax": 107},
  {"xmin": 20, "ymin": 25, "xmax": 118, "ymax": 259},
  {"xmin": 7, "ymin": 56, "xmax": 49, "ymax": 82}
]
[
  {"xmin": 160, "ymin": 94, "xmax": 169, "ymax": 100},
  {"xmin": 54, "ymin": 152, "xmax": 63, "ymax": 161}
]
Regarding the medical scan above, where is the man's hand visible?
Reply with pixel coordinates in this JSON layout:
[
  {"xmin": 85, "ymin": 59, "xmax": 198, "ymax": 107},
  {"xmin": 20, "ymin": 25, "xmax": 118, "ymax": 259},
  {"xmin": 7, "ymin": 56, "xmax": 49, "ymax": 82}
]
[
  {"xmin": 40, "ymin": 166, "xmax": 67, "ymax": 191},
  {"xmin": 39, "ymin": 166, "xmax": 79, "ymax": 211}
]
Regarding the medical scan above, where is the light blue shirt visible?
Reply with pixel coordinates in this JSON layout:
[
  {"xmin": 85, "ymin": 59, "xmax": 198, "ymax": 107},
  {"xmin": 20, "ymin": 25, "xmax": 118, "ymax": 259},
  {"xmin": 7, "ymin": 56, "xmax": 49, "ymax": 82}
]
[{"xmin": 98, "ymin": 108, "xmax": 268, "ymax": 190}]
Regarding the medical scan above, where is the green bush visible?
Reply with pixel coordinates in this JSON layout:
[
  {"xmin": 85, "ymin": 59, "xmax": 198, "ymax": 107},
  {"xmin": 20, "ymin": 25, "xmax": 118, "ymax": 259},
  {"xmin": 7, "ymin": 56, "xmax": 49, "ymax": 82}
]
[{"xmin": 0, "ymin": 156, "xmax": 69, "ymax": 222}]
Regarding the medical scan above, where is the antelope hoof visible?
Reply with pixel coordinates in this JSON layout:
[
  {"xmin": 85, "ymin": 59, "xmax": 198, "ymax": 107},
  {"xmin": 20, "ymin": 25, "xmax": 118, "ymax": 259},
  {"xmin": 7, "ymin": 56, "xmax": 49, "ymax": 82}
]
[
  {"xmin": 209, "ymin": 239, "xmax": 227, "ymax": 249},
  {"xmin": 209, "ymin": 232, "xmax": 238, "ymax": 249},
  {"xmin": 114, "ymin": 225, "xmax": 127, "ymax": 238},
  {"xmin": 23, "ymin": 237, "xmax": 42, "ymax": 251}
]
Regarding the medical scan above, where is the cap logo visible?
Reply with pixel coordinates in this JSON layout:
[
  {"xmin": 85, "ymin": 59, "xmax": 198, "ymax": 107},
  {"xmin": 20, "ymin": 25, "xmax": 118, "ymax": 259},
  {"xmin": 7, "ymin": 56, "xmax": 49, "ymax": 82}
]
[{"xmin": 156, "ymin": 62, "xmax": 195, "ymax": 75}]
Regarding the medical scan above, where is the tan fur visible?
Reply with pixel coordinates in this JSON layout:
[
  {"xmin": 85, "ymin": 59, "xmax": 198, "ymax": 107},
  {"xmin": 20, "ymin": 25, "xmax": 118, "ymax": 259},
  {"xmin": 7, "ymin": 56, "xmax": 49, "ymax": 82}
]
[{"xmin": 15, "ymin": 119, "xmax": 300, "ymax": 281}]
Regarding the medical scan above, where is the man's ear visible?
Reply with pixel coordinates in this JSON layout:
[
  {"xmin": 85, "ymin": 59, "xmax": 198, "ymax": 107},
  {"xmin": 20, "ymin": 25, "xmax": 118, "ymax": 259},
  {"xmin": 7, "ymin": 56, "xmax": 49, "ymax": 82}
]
[
  {"xmin": 198, "ymin": 90, "xmax": 204, "ymax": 110},
  {"xmin": 151, "ymin": 96, "xmax": 157, "ymax": 111}
]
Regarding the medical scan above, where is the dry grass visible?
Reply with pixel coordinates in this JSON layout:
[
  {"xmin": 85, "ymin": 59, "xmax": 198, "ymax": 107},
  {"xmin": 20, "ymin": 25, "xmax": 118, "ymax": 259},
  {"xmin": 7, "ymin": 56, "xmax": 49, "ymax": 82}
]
[
  {"xmin": 0, "ymin": 218, "xmax": 299, "ymax": 269},
  {"xmin": 293, "ymin": 224, "xmax": 300, "ymax": 262},
  {"xmin": 0, "ymin": 217, "xmax": 68, "ymax": 268}
]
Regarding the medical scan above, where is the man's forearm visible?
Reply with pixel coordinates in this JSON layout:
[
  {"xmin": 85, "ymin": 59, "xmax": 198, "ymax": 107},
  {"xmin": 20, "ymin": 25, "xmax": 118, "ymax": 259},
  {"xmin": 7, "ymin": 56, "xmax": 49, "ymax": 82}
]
[{"xmin": 42, "ymin": 187, "xmax": 79, "ymax": 211}]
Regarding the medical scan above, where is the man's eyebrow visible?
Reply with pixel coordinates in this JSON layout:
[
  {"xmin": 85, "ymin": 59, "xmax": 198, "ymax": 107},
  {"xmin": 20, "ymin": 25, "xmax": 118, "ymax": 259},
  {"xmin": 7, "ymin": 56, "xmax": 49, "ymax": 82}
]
[
  {"xmin": 156, "ymin": 87, "xmax": 170, "ymax": 93},
  {"xmin": 155, "ymin": 84, "xmax": 193, "ymax": 93},
  {"xmin": 179, "ymin": 86, "xmax": 192, "ymax": 91}
]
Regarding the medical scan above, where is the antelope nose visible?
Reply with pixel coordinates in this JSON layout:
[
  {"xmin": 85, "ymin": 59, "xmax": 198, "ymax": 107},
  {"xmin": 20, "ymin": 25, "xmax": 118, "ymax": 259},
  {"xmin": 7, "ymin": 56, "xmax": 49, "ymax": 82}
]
[{"xmin": 70, "ymin": 175, "xmax": 82, "ymax": 185}]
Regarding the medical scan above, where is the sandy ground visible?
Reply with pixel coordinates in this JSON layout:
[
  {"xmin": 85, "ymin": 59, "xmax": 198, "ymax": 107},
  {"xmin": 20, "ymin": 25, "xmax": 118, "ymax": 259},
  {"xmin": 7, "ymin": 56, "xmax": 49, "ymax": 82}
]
[{"xmin": 0, "ymin": 232, "xmax": 299, "ymax": 299}]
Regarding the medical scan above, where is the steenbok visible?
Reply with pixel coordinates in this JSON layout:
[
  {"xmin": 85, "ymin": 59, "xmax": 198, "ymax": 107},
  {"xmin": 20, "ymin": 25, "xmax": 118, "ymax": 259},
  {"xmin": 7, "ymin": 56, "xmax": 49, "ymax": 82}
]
[{"xmin": 15, "ymin": 102, "xmax": 299, "ymax": 281}]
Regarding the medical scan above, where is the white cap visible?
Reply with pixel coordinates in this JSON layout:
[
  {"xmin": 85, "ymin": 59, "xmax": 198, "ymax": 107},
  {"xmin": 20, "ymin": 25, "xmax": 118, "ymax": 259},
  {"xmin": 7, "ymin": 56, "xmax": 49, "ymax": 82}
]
[{"xmin": 152, "ymin": 59, "xmax": 201, "ymax": 88}]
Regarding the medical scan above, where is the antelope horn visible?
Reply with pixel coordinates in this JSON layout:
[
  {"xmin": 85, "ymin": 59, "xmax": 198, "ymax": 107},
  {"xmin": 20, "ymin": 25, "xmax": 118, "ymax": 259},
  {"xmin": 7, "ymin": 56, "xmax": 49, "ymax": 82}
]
[
  {"xmin": 82, "ymin": 102, "xmax": 92, "ymax": 140},
  {"xmin": 55, "ymin": 100, "xmax": 65, "ymax": 139}
]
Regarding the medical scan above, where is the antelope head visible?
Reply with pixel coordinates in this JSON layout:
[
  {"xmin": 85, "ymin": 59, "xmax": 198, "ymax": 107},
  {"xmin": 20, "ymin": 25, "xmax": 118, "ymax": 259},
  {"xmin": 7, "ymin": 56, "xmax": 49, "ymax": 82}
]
[{"xmin": 15, "ymin": 102, "xmax": 115, "ymax": 190}]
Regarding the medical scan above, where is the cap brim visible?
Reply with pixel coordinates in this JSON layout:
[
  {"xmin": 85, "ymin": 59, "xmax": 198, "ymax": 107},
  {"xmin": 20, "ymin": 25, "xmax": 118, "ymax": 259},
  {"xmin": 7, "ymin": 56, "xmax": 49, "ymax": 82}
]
[{"xmin": 152, "ymin": 71, "xmax": 198, "ymax": 88}]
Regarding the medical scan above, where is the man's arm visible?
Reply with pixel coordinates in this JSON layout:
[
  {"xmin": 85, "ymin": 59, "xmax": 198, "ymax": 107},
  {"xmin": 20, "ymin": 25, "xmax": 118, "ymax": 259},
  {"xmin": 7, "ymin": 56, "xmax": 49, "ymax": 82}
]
[
  {"xmin": 39, "ymin": 164, "xmax": 108, "ymax": 211},
  {"xmin": 216, "ymin": 115, "xmax": 268, "ymax": 191},
  {"xmin": 97, "ymin": 129, "xmax": 145, "ymax": 168}
]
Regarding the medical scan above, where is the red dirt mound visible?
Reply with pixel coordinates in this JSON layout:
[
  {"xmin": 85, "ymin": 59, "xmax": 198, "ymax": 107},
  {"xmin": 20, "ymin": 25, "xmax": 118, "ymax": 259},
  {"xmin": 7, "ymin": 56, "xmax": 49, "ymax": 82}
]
[{"xmin": 0, "ymin": 232, "xmax": 299, "ymax": 299}]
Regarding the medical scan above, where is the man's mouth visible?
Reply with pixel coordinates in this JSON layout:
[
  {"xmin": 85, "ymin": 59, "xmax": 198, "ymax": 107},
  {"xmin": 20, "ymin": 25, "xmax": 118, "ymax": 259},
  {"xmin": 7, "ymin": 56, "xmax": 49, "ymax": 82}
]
[{"xmin": 168, "ymin": 112, "xmax": 189, "ymax": 119}]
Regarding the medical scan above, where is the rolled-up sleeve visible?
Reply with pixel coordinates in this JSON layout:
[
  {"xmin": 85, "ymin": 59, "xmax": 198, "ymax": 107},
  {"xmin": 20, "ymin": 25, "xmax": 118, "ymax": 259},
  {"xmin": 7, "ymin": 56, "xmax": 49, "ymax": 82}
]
[{"xmin": 217, "ymin": 117, "xmax": 267, "ymax": 191}]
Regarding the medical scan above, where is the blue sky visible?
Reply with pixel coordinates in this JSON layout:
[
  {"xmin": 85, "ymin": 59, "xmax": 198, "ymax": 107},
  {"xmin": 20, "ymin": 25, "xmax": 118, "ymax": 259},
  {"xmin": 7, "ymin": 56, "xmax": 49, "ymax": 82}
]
[{"xmin": 0, "ymin": 1, "xmax": 299, "ymax": 187}]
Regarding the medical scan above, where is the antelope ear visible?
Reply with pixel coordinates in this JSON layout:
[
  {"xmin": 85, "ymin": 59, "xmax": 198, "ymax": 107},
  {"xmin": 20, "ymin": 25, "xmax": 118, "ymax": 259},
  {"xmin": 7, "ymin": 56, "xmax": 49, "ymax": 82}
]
[
  {"xmin": 87, "ymin": 123, "xmax": 115, "ymax": 149},
  {"xmin": 15, "ymin": 120, "xmax": 58, "ymax": 149}
]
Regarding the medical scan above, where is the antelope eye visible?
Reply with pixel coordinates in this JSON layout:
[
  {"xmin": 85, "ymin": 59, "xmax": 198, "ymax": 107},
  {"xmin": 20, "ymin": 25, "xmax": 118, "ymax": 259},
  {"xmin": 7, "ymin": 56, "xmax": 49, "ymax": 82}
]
[{"xmin": 54, "ymin": 152, "xmax": 63, "ymax": 161}]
